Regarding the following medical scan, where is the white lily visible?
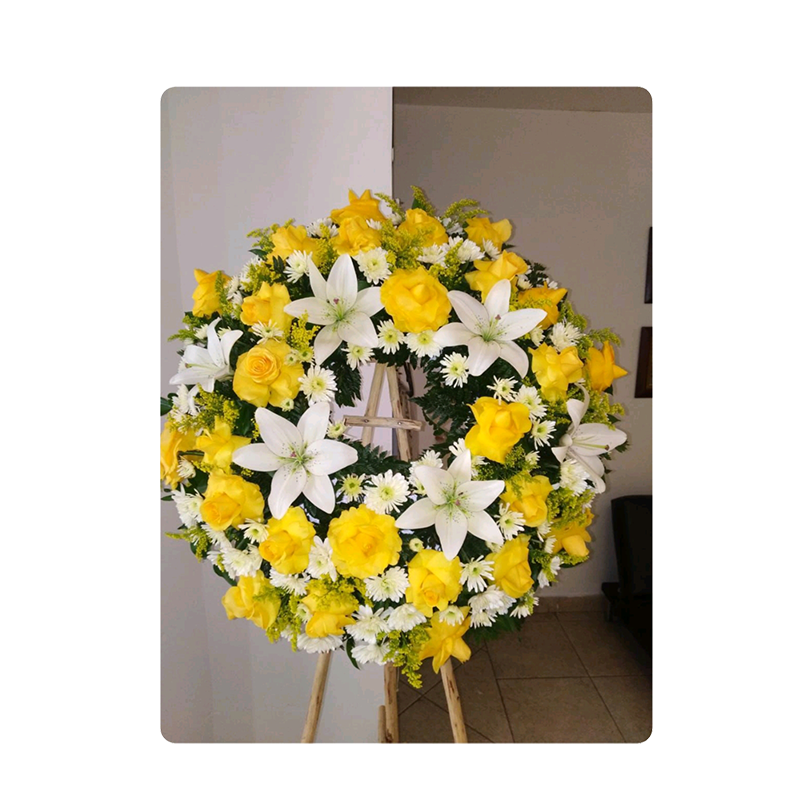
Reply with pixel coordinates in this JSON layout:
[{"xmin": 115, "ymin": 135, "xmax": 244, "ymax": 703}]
[
  {"xmin": 231, "ymin": 402, "xmax": 358, "ymax": 518},
  {"xmin": 283, "ymin": 254, "xmax": 381, "ymax": 364},
  {"xmin": 434, "ymin": 279, "xmax": 547, "ymax": 377},
  {"xmin": 169, "ymin": 319, "xmax": 242, "ymax": 392},
  {"xmin": 395, "ymin": 450, "xmax": 505, "ymax": 560},
  {"xmin": 550, "ymin": 386, "xmax": 627, "ymax": 493}
]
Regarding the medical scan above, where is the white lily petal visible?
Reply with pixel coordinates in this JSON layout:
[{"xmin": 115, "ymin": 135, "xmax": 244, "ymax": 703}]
[
  {"xmin": 466, "ymin": 509, "xmax": 504, "ymax": 545},
  {"xmin": 565, "ymin": 397, "xmax": 586, "ymax": 431},
  {"xmin": 484, "ymin": 279, "xmax": 511, "ymax": 319},
  {"xmin": 395, "ymin": 498, "xmax": 438, "ymax": 530},
  {"xmin": 353, "ymin": 286, "xmax": 383, "ymax": 317},
  {"xmin": 448, "ymin": 290, "xmax": 489, "ymax": 334},
  {"xmin": 307, "ymin": 260, "xmax": 328, "ymax": 302},
  {"xmin": 305, "ymin": 440, "xmax": 358, "ymax": 476},
  {"xmin": 284, "ymin": 296, "xmax": 331, "ymax": 326},
  {"xmin": 338, "ymin": 312, "xmax": 379, "ymax": 348},
  {"xmin": 298, "ymin": 401, "xmax": 331, "ymax": 445},
  {"xmin": 231, "ymin": 443, "xmax": 282, "ymax": 473},
  {"xmin": 254, "ymin": 407, "xmax": 302, "ymax": 456},
  {"xmin": 496, "ymin": 341, "xmax": 530, "ymax": 377},
  {"xmin": 327, "ymin": 254, "xmax": 358, "ymax": 305},
  {"xmin": 303, "ymin": 473, "xmax": 336, "ymax": 513},
  {"xmin": 182, "ymin": 344, "xmax": 214, "ymax": 367},
  {"xmin": 206, "ymin": 321, "xmax": 223, "ymax": 365},
  {"xmin": 220, "ymin": 330, "xmax": 243, "ymax": 362},
  {"xmin": 550, "ymin": 445, "xmax": 569, "ymax": 463},
  {"xmin": 448, "ymin": 450, "xmax": 473, "ymax": 485},
  {"xmin": 460, "ymin": 480, "xmax": 505, "ymax": 513},
  {"xmin": 434, "ymin": 323, "xmax": 473, "ymax": 347},
  {"xmin": 268, "ymin": 466, "xmax": 307, "ymax": 519},
  {"xmin": 435, "ymin": 508, "xmax": 469, "ymax": 561},
  {"xmin": 498, "ymin": 308, "xmax": 547, "ymax": 341},
  {"xmin": 313, "ymin": 325, "xmax": 343, "ymax": 365},
  {"xmin": 169, "ymin": 367, "xmax": 211, "ymax": 386},
  {"xmin": 572, "ymin": 453, "xmax": 606, "ymax": 493},
  {"xmin": 573, "ymin": 424, "xmax": 628, "ymax": 454},
  {"xmin": 199, "ymin": 376, "xmax": 216, "ymax": 392},
  {"xmin": 413, "ymin": 466, "xmax": 451, "ymax": 506},
  {"xmin": 467, "ymin": 338, "xmax": 501, "ymax": 376}
]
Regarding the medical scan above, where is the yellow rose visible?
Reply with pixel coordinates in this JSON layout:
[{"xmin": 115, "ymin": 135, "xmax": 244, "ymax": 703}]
[
  {"xmin": 160, "ymin": 426, "xmax": 196, "ymax": 489},
  {"xmin": 222, "ymin": 571, "xmax": 281, "ymax": 632},
  {"xmin": 192, "ymin": 269, "xmax": 230, "ymax": 317},
  {"xmin": 517, "ymin": 282, "xmax": 568, "ymax": 329},
  {"xmin": 269, "ymin": 225, "xmax": 320, "ymax": 264},
  {"xmin": 327, "ymin": 505, "xmax": 402, "ymax": 579},
  {"xmin": 240, "ymin": 281, "xmax": 292, "ymax": 331},
  {"xmin": 465, "ymin": 251, "xmax": 529, "ymax": 301},
  {"xmin": 528, "ymin": 344, "xmax": 584, "ymax": 402},
  {"xmin": 200, "ymin": 471, "xmax": 264, "ymax": 531},
  {"xmin": 259, "ymin": 507, "xmax": 316, "ymax": 575},
  {"xmin": 489, "ymin": 535, "xmax": 533, "ymax": 598},
  {"xmin": 464, "ymin": 397, "xmax": 532, "ymax": 463},
  {"xmin": 405, "ymin": 550, "xmax": 462, "ymax": 617},
  {"xmin": 196, "ymin": 417, "xmax": 250, "ymax": 472},
  {"xmin": 550, "ymin": 514, "xmax": 593, "ymax": 558},
  {"xmin": 419, "ymin": 610, "xmax": 472, "ymax": 673},
  {"xmin": 331, "ymin": 216, "xmax": 382, "ymax": 255},
  {"xmin": 465, "ymin": 217, "xmax": 512, "ymax": 250},
  {"xmin": 302, "ymin": 583, "xmax": 359, "ymax": 638},
  {"xmin": 500, "ymin": 475, "xmax": 553, "ymax": 527},
  {"xmin": 585, "ymin": 341, "xmax": 628, "ymax": 392},
  {"xmin": 330, "ymin": 189, "xmax": 386, "ymax": 224},
  {"xmin": 380, "ymin": 267, "xmax": 451, "ymax": 333},
  {"xmin": 398, "ymin": 208, "xmax": 448, "ymax": 247},
  {"xmin": 232, "ymin": 339, "xmax": 303, "ymax": 407}
]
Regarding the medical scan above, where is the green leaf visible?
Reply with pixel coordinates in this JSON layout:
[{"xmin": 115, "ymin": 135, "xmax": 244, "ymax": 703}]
[
  {"xmin": 344, "ymin": 637, "xmax": 361, "ymax": 670},
  {"xmin": 160, "ymin": 397, "xmax": 172, "ymax": 416},
  {"xmin": 214, "ymin": 564, "xmax": 237, "ymax": 587}
]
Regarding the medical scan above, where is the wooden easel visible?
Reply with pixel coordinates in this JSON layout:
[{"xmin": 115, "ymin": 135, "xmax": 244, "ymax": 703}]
[{"xmin": 300, "ymin": 363, "xmax": 468, "ymax": 743}]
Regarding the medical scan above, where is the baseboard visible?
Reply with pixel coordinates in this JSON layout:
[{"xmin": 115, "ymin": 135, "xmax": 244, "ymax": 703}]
[{"xmin": 536, "ymin": 594, "xmax": 607, "ymax": 613}]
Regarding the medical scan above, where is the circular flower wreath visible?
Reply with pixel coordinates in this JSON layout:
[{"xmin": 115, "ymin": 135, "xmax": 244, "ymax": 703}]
[{"xmin": 161, "ymin": 187, "xmax": 629, "ymax": 687}]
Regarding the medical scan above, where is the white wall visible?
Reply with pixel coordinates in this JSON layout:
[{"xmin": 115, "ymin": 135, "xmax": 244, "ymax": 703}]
[
  {"xmin": 393, "ymin": 103, "xmax": 652, "ymax": 597},
  {"xmin": 161, "ymin": 87, "xmax": 393, "ymax": 742}
]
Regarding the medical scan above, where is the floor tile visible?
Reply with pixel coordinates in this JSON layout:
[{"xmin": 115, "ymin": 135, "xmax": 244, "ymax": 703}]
[
  {"xmin": 593, "ymin": 676, "xmax": 652, "ymax": 743},
  {"xmin": 399, "ymin": 696, "xmax": 491, "ymax": 743},
  {"xmin": 397, "ymin": 680, "xmax": 422, "ymax": 714},
  {"xmin": 424, "ymin": 650, "xmax": 513, "ymax": 742},
  {"xmin": 498, "ymin": 677, "xmax": 624, "ymax": 742}
]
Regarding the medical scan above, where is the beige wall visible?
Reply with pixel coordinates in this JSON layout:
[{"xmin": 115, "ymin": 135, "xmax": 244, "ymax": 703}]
[
  {"xmin": 393, "ymin": 102, "xmax": 652, "ymax": 596},
  {"xmin": 162, "ymin": 87, "xmax": 393, "ymax": 742}
]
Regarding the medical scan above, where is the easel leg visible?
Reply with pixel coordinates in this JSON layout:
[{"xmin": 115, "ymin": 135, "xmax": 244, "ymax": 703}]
[
  {"xmin": 383, "ymin": 663, "xmax": 399, "ymax": 743},
  {"xmin": 440, "ymin": 660, "xmax": 469, "ymax": 743},
  {"xmin": 301, "ymin": 651, "xmax": 332, "ymax": 743}
]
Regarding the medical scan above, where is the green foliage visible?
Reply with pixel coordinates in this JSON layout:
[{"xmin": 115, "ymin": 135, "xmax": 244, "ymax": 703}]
[
  {"xmin": 442, "ymin": 197, "xmax": 490, "ymax": 227},
  {"xmin": 383, "ymin": 627, "xmax": 431, "ymax": 689},
  {"xmin": 374, "ymin": 192, "xmax": 403, "ymax": 218},
  {"xmin": 465, "ymin": 611, "xmax": 523, "ymax": 647},
  {"xmin": 378, "ymin": 221, "xmax": 429, "ymax": 271},
  {"xmin": 160, "ymin": 397, "xmax": 172, "ymax": 416},
  {"xmin": 547, "ymin": 487, "xmax": 594, "ymax": 527},
  {"xmin": 410, "ymin": 185, "xmax": 437, "ymax": 215}
]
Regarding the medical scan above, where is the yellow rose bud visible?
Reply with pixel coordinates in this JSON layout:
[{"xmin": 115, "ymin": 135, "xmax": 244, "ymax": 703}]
[
  {"xmin": 269, "ymin": 225, "xmax": 320, "ymax": 264},
  {"xmin": 465, "ymin": 251, "xmax": 529, "ymax": 301},
  {"xmin": 259, "ymin": 507, "xmax": 316, "ymax": 574},
  {"xmin": 398, "ymin": 208, "xmax": 448, "ymax": 247},
  {"xmin": 196, "ymin": 417, "xmax": 250, "ymax": 472},
  {"xmin": 489, "ymin": 535, "xmax": 534, "ymax": 598},
  {"xmin": 327, "ymin": 505, "xmax": 402, "ymax": 579},
  {"xmin": 405, "ymin": 549, "xmax": 462, "ymax": 617},
  {"xmin": 465, "ymin": 217, "xmax": 512, "ymax": 250},
  {"xmin": 550, "ymin": 514, "xmax": 593, "ymax": 558},
  {"xmin": 464, "ymin": 397, "xmax": 532, "ymax": 463},
  {"xmin": 528, "ymin": 344, "xmax": 583, "ymax": 402},
  {"xmin": 240, "ymin": 281, "xmax": 292, "ymax": 331},
  {"xmin": 330, "ymin": 189, "xmax": 387, "ymax": 224},
  {"xmin": 200, "ymin": 471, "xmax": 265, "ymax": 531},
  {"xmin": 221, "ymin": 570, "xmax": 282, "ymax": 632},
  {"xmin": 419, "ymin": 610, "xmax": 472, "ymax": 673},
  {"xmin": 517, "ymin": 282, "xmax": 568, "ymax": 329},
  {"xmin": 585, "ymin": 341, "xmax": 628, "ymax": 392},
  {"xmin": 331, "ymin": 216, "xmax": 383, "ymax": 255},
  {"xmin": 302, "ymin": 583, "xmax": 359, "ymax": 638},
  {"xmin": 380, "ymin": 267, "xmax": 451, "ymax": 333},
  {"xmin": 160, "ymin": 426, "xmax": 196, "ymax": 489},
  {"xmin": 232, "ymin": 339, "xmax": 303, "ymax": 408},
  {"xmin": 500, "ymin": 475, "xmax": 553, "ymax": 527},
  {"xmin": 192, "ymin": 269, "xmax": 230, "ymax": 317}
]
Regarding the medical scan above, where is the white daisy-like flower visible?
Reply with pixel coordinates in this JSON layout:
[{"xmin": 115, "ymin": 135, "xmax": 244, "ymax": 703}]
[
  {"xmin": 454, "ymin": 238, "xmax": 483, "ymax": 264},
  {"xmin": 340, "ymin": 473, "xmax": 366, "ymax": 502},
  {"xmin": 194, "ymin": 323, "xmax": 209, "ymax": 340},
  {"xmin": 516, "ymin": 274, "xmax": 532, "ymax": 290},
  {"xmin": 177, "ymin": 458, "xmax": 196, "ymax": 480},
  {"xmin": 299, "ymin": 364, "xmax": 338, "ymax": 404},
  {"xmin": 327, "ymin": 421, "xmax": 346, "ymax": 439},
  {"xmin": 490, "ymin": 376, "xmax": 518, "ymax": 401},
  {"xmin": 279, "ymin": 397, "xmax": 294, "ymax": 412},
  {"xmin": 238, "ymin": 256, "xmax": 261, "ymax": 284},
  {"xmin": 525, "ymin": 451, "xmax": 540, "ymax": 468},
  {"xmin": 173, "ymin": 384, "xmax": 200, "ymax": 417},
  {"xmin": 407, "ymin": 330, "xmax": 441, "ymax": 358},
  {"xmin": 550, "ymin": 556, "xmax": 562, "ymax": 577},
  {"xmin": 377, "ymin": 320, "xmax": 405, "ymax": 353},
  {"xmin": 306, "ymin": 536, "xmax": 337, "ymax": 580},
  {"xmin": 538, "ymin": 520, "xmax": 553, "ymax": 541},
  {"xmin": 172, "ymin": 485, "xmax": 203, "ymax": 527},
  {"xmin": 442, "ymin": 216, "xmax": 464, "ymax": 235},
  {"xmin": 482, "ymin": 239, "xmax": 501, "ymax": 259},
  {"xmin": 295, "ymin": 603, "xmax": 312, "ymax": 624},
  {"xmin": 284, "ymin": 349, "xmax": 302, "ymax": 366},
  {"xmin": 528, "ymin": 327, "xmax": 545, "ymax": 348},
  {"xmin": 559, "ymin": 458, "xmax": 591, "ymax": 495},
  {"xmin": 366, "ymin": 218, "xmax": 383, "ymax": 230},
  {"xmin": 448, "ymin": 438, "xmax": 486, "ymax": 473},
  {"xmin": 469, "ymin": 586, "xmax": 513, "ymax": 614},
  {"xmin": 408, "ymin": 537, "xmax": 424, "ymax": 552},
  {"xmin": 544, "ymin": 280, "xmax": 559, "ymax": 289},
  {"xmin": 460, "ymin": 557, "xmax": 494, "ymax": 593},
  {"xmin": 354, "ymin": 248, "xmax": 392, "ymax": 284},
  {"xmin": 251, "ymin": 320, "xmax": 284, "ymax": 342},
  {"xmin": 202, "ymin": 523, "xmax": 230, "ymax": 549},
  {"xmin": 364, "ymin": 567, "xmax": 409, "ymax": 603},
  {"xmin": 437, "ymin": 606, "xmax": 465, "ymax": 625},
  {"xmin": 225, "ymin": 275, "xmax": 242, "ymax": 306},
  {"xmin": 416, "ymin": 450, "xmax": 444, "ymax": 469},
  {"xmin": 239, "ymin": 519, "xmax": 269, "ymax": 544},
  {"xmin": 515, "ymin": 385, "xmax": 547, "ymax": 419},
  {"xmin": 531, "ymin": 419, "xmax": 556, "ymax": 448},
  {"xmin": 220, "ymin": 543, "xmax": 263, "ymax": 579},
  {"xmin": 345, "ymin": 606, "xmax": 391, "ymax": 643},
  {"xmin": 386, "ymin": 603, "xmax": 427, "ymax": 632},
  {"xmin": 497, "ymin": 503, "xmax": 525, "ymax": 540},
  {"xmin": 417, "ymin": 244, "xmax": 447, "ymax": 265},
  {"xmin": 364, "ymin": 470, "xmax": 410, "ymax": 514},
  {"xmin": 470, "ymin": 608, "xmax": 496, "ymax": 627},
  {"xmin": 486, "ymin": 541, "xmax": 503, "ymax": 553},
  {"xmin": 345, "ymin": 342, "xmax": 374, "ymax": 369},
  {"xmin": 549, "ymin": 320, "xmax": 582, "ymax": 352},
  {"xmin": 352, "ymin": 642, "xmax": 391, "ymax": 665},
  {"xmin": 538, "ymin": 569, "xmax": 551, "ymax": 589},
  {"xmin": 306, "ymin": 218, "xmax": 335, "ymax": 238},
  {"xmin": 440, "ymin": 353, "xmax": 469, "ymax": 387},
  {"xmin": 297, "ymin": 634, "xmax": 341, "ymax": 654},
  {"xmin": 543, "ymin": 535, "xmax": 556, "ymax": 554},
  {"xmin": 269, "ymin": 569, "xmax": 309, "ymax": 596},
  {"xmin": 511, "ymin": 592, "xmax": 539, "ymax": 618}
]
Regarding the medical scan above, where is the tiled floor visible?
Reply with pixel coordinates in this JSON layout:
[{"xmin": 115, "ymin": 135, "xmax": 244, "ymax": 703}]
[{"xmin": 399, "ymin": 611, "xmax": 651, "ymax": 743}]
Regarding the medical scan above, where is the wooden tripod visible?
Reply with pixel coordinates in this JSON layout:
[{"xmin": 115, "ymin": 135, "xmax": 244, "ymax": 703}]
[{"xmin": 300, "ymin": 363, "xmax": 468, "ymax": 743}]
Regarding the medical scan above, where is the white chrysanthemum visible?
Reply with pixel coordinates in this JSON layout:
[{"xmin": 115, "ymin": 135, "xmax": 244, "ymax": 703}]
[
  {"xmin": 559, "ymin": 458, "xmax": 591, "ymax": 495},
  {"xmin": 515, "ymin": 385, "xmax": 546, "ymax": 419},
  {"xmin": 440, "ymin": 353, "xmax": 469, "ymax": 387},
  {"xmin": 345, "ymin": 606, "xmax": 391, "ymax": 643},
  {"xmin": 239, "ymin": 519, "xmax": 269, "ymax": 544},
  {"xmin": 297, "ymin": 634, "xmax": 341, "ymax": 654},
  {"xmin": 352, "ymin": 642, "xmax": 391, "ymax": 665},
  {"xmin": 365, "ymin": 567, "xmax": 409, "ymax": 603},
  {"xmin": 470, "ymin": 608, "xmax": 496, "ymax": 627},
  {"xmin": 525, "ymin": 451, "xmax": 540, "ymax": 468},
  {"xmin": 417, "ymin": 244, "xmax": 447, "ymax": 265},
  {"xmin": 408, "ymin": 537, "xmax": 424, "ymax": 552},
  {"xmin": 460, "ymin": 557, "xmax": 494, "ymax": 593},
  {"xmin": 454, "ymin": 238, "xmax": 483, "ymax": 264},
  {"xmin": 221, "ymin": 543, "xmax": 262, "ymax": 579},
  {"xmin": 497, "ymin": 503, "xmax": 525, "ymax": 540},
  {"xmin": 550, "ymin": 320, "xmax": 582, "ymax": 352},
  {"xmin": 448, "ymin": 438, "xmax": 485, "ymax": 472},
  {"xmin": 437, "ymin": 606, "xmax": 466, "ymax": 625},
  {"xmin": 490, "ymin": 376, "xmax": 518, "ymax": 401},
  {"xmin": 377, "ymin": 320, "xmax": 405, "ymax": 353},
  {"xmin": 225, "ymin": 275, "xmax": 242, "ymax": 301},
  {"xmin": 511, "ymin": 592, "xmax": 539, "ymax": 618},
  {"xmin": 174, "ymin": 384, "xmax": 200, "ymax": 416},
  {"xmin": 354, "ymin": 248, "xmax": 392, "ymax": 284},
  {"xmin": 417, "ymin": 450, "xmax": 444, "ymax": 469},
  {"xmin": 531, "ymin": 419, "xmax": 556, "ymax": 448},
  {"xmin": 279, "ymin": 397, "xmax": 294, "ymax": 412},
  {"xmin": 306, "ymin": 536, "xmax": 337, "ymax": 580},
  {"xmin": 442, "ymin": 216, "xmax": 464, "ymax": 235},
  {"xmin": 177, "ymin": 458, "xmax": 196, "ymax": 480},
  {"xmin": 482, "ymin": 239, "xmax": 501, "ymax": 259},
  {"xmin": 284, "ymin": 350, "xmax": 302, "ymax": 366},
  {"xmin": 269, "ymin": 569, "xmax": 309, "ymax": 596},
  {"xmin": 327, "ymin": 420, "xmax": 346, "ymax": 439},
  {"xmin": 251, "ymin": 320, "xmax": 284, "ymax": 342},
  {"xmin": 238, "ymin": 256, "xmax": 261, "ymax": 283},
  {"xmin": 299, "ymin": 365, "xmax": 337, "ymax": 404},
  {"xmin": 364, "ymin": 470, "xmax": 410, "ymax": 514},
  {"xmin": 551, "ymin": 556, "xmax": 562, "ymax": 577},
  {"xmin": 516, "ymin": 274, "xmax": 532, "ymax": 290},
  {"xmin": 545, "ymin": 280, "xmax": 559, "ymax": 289},
  {"xmin": 386, "ymin": 603, "xmax": 427, "ymax": 632},
  {"xmin": 366, "ymin": 218, "xmax": 383, "ymax": 230},
  {"xmin": 543, "ymin": 535, "xmax": 556, "ymax": 554},
  {"xmin": 306, "ymin": 218, "xmax": 334, "ymax": 237},
  {"xmin": 538, "ymin": 520, "xmax": 553, "ymax": 541},
  {"xmin": 528, "ymin": 327, "xmax": 545, "ymax": 348},
  {"xmin": 345, "ymin": 342, "xmax": 374, "ymax": 369},
  {"xmin": 469, "ymin": 586, "xmax": 513, "ymax": 614},
  {"xmin": 340, "ymin": 473, "xmax": 366, "ymax": 502},
  {"xmin": 295, "ymin": 603, "xmax": 312, "ymax": 624},
  {"xmin": 193, "ymin": 323, "xmax": 209, "ymax": 340},
  {"xmin": 172, "ymin": 486, "xmax": 203, "ymax": 527},
  {"xmin": 202, "ymin": 523, "xmax": 230, "ymax": 549},
  {"xmin": 407, "ymin": 330, "xmax": 441, "ymax": 358}
]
